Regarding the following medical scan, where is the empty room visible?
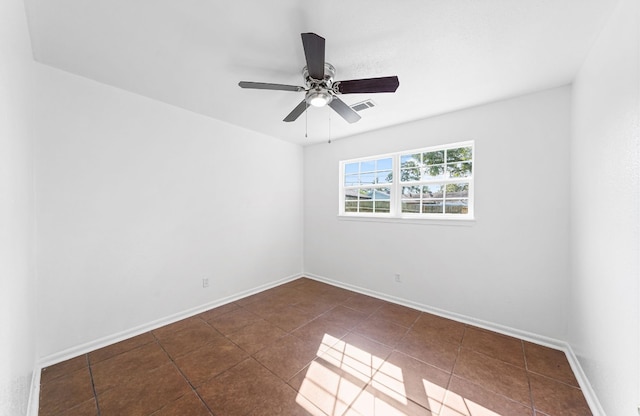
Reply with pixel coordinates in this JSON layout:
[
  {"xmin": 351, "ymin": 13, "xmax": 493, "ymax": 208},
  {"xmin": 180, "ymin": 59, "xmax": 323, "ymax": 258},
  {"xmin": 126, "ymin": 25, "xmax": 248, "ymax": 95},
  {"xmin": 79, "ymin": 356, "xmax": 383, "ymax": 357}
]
[{"xmin": 1, "ymin": 0, "xmax": 638, "ymax": 415}]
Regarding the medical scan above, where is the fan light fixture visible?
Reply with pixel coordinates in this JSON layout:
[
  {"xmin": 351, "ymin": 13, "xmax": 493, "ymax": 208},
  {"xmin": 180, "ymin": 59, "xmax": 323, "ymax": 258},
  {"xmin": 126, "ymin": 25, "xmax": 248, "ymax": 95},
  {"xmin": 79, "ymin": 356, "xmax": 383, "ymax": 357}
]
[
  {"xmin": 305, "ymin": 89, "xmax": 333, "ymax": 107},
  {"xmin": 238, "ymin": 33, "xmax": 399, "ymax": 124}
]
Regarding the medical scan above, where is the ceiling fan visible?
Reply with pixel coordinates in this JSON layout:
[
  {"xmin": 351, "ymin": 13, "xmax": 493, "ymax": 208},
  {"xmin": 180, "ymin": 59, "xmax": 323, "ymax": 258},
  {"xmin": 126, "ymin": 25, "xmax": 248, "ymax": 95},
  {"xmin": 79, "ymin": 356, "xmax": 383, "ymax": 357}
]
[{"xmin": 239, "ymin": 33, "xmax": 399, "ymax": 124}]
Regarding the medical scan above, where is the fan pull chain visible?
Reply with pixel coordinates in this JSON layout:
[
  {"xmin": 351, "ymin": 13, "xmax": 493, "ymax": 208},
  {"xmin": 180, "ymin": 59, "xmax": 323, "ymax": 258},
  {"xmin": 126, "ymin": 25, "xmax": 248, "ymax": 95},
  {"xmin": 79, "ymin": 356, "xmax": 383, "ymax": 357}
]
[
  {"xmin": 304, "ymin": 102, "xmax": 309, "ymax": 139},
  {"xmin": 327, "ymin": 112, "xmax": 332, "ymax": 144}
]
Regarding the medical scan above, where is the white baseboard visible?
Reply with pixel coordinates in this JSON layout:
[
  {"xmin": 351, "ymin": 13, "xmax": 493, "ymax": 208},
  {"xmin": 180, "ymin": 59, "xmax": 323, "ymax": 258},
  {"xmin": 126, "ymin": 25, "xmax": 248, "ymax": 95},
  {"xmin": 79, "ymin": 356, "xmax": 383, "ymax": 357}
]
[
  {"xmin": 30, "ymin": 271, "xmax": 604, "ymax": 416},
  {"xmin": 27, "ymin": 366, "xmax": 41, "ymax": 416},
  {"xmin": 37, "ymin": 272, "xmax": 303, "ymax": 368},
  {"xmin": 304, "ymin": 272, "xmax": 605, "ymax": 416},
  {"xmin": 562, "ymin": 346, "xmax": 606, "ymax": 416},
  {"xmin": 29, "ymin": 272, "xmax": 304, "ymax": 415}
]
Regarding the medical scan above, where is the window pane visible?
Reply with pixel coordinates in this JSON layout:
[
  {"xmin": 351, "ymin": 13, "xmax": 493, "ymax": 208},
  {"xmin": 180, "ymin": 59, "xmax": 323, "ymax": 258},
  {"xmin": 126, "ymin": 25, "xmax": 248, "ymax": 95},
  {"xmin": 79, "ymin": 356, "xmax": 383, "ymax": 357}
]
[
  {"xmin": 345, "ymin": 201, "xmax": 357, "ymax": 212},
  {"xmin": 375, "ymin": 201, "xmax": 390, "ymax": 213},
  {"xmin": 445, "ymin": 199, "xmax": 468, "ymax": 214},
  {"xmin": 423, "ymin": 184, "xmax": 444, "ymax": 199},
  {"xmin": 447, "ymin": 162, "xmax": 472, "ymax": 178},
  {"xmin": 375, "ymin": 188, "xmax": 391, "ymax": 200},
  {"xmin": 423, "ymin": 150, "xmax": 444, "ymax": 165},
  {"xmin": 344, "ymin": 189, "xmax": 359, "ymax": 201},
  {"xmin": 423, "ymin": 164, "xmax": 445, "ymax": 179},
  {"xmin": 422, "ymin": 200, "xmax": 444, "ymax": 214},
  {"xmin": 445, "ymin": 183, "xmax": 469, "ymax": 198},
  {"xmin": 360, "ymin": 160, "xmax": 375, "ymax": 172},
  {"xmin": 376, "ymin": 171, "xmax": 392, "ymax": 184},
  {"xmin": 359, "ymin": 188, "xmax": 373, "ymax": 200},
  {"xmin": 400, "ymin": 168, "xmax": 420, "ymax": 182},
  {"xmin": 402, "ymin": 186, "xmax": 420, "ymax": 199},
  {"xmin": 360, "ymin": 201, "xmax": 374, "ymax": 212},
  {"xmin": 402, "ymin": 201, "xmax": 420, "ymax": 213},
  {"xmin": 401, "ymin": 154, "xmax": 421, "ymax": 167},
  {"xmin": 376, "ymin": 158, "xmax": 392, "ymax": 170},
  {"xmin": 341, "ymin": 142, "xmax": 473, "ymax": 218},
  {"xmin": 345, "ymin": 174, "xmax": 359, "ymax": 186},
  {"xmin": 447, "ymin": 146, "xmax": 472, "ymax": 162},
  {"xmin": 345, "ymin": 163, "xmax": 358, "ymax": 175},
  {"xmin": 360, "ymin": 173, "xmax": 376, "ymax": 184}
]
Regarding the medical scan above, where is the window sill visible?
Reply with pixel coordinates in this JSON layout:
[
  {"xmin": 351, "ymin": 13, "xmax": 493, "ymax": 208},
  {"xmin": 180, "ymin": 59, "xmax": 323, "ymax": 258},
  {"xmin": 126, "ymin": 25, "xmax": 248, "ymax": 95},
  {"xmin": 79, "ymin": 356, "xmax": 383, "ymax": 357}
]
[{"xmin": 337, "ymin": 214, "xmax": 476, "ymax": 227}]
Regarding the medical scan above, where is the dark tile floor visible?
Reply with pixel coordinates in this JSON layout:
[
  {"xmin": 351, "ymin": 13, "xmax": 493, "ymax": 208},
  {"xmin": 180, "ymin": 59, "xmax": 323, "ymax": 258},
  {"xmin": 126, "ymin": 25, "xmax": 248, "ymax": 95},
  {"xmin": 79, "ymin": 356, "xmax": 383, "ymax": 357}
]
[{"xmin": 39, "ymin": 278, "xmax": 592, "ymax": 415}]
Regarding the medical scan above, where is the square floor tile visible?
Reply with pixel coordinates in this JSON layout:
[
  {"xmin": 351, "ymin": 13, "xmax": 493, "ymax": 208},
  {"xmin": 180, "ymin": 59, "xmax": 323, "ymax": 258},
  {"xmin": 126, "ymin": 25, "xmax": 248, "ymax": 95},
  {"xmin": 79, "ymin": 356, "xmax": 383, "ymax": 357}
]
[
  {"xmin": 148, "ymin": 391, "xmax": 212, "ymax": 416},
  {"xmin": 197, "ymin": 302, "xmax": 240, "ymax": 322},
  {"xmin": 96, "ymin": 363, "xmax": 190, "ymax": 416},
  {"xmin": 410, "ymin": 313, "xmax": 466, "ymax": 346},
  {"xmin": 289, "ymin": 357, "xmax": 370, "ymax": 415},
  {"xmin": 91, "ymin": 342, "xmax": 171, "ymax": 394},
  {"xmin": 40, "ymin": 355, "xmax": 88, "ymax": 385},
  {"xmin": 396, "ymin": 330, "xmax": 459, "ymax": 373},
  {"xmin": 341, "ymin": 293, "xmax": 386, "ymax": 315},
  {"xmin": 207, "ymin": 307, "xmax": 263, "ymax": 335},
  {"xmin": 373, "ymin": 351, "xmax": 450, "ymax": 413},
  {"xmin": 320, "ymin": 305, "xmax": 370, "ymax": 330},
  {"xmin": 291, "ymin": 298, "xmax": 337, "ymax": 318},
  {"xmin": 253, "ymin": 335, "xmax": 319, "ymax": 381},
  {"xmin": 292, "ymin": 316, "xmax": 349, "ymax": 352},
  {"xmin": 344, "ymin": 384, "xmax": 434, "ymax": 416},
  {"xmin": 529, "ymin": 373, "xmax": 591, "ymax": 416},
  {"xmin": 173, "ymin": 339, "xmax": 248, "ymax": 387},
  {"xmin": 197, "ymin": 358, "xmax": 286, "ymax": 415},
  {"xmin": 88, "ymin": 332, "xmax": 156, "ymax": 365},
  {"xmin": 260, "ymin": 304, "xmax": 317, "ymax": 332},
  {"xmin": 226, "ymin": 319, "xmax": 287, "ymax": 354},
  {"xmin": 157, "ymin": 320, "xmax": 225, "ymax": 359},
  {"xmin": 152, "ymin": 316, "xmax": 205, "ymax": 340},
  {"xmin": 524, "ymin": 342, "xmax": 579, "ymax": 387},
  {"xmin": 246, "ymin": 382, "xmax": 321, "ymax": 416},
  {"xmin": 39, "ymin": 367, "xmax": 94, "ymax": 416},
  {"xmin": 353, "ymin": 316, "xmax": 409, "ymax": 348},
  {"xmin": 462, "ymin": 327, "xmax": 525, "ymax": 368},
  {"xmin": 370, "ymin": 303, "xmax": 421, "ymax": 328},
  {"xmin": 453, "ymin": 348, "xmax": 531, "ymax": 406},
  {"xmin": 56, "ymin": 398, "xmax": 98, "ymax": 416},
  {"xmin": 443, "ymin": 376, "xmax": 533, "ymax": 416},
  {"xmin": 318, "ymin": 332, "xmax": 393, "ymax": 379}
]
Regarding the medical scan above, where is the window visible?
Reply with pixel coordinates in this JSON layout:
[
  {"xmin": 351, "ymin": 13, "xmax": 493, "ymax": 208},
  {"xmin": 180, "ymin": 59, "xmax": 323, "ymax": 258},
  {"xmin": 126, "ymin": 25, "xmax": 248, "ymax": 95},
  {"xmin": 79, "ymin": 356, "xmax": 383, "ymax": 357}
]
[{"xmin": 339, "ymin": 141, "xmax": 474, "ymax": 220}]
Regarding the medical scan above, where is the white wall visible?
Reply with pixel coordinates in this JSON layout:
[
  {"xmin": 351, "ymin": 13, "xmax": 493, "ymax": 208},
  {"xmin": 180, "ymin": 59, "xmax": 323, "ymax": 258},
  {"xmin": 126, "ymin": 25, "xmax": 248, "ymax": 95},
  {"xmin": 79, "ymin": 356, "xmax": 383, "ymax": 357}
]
[
  {"xmin": 0, "ymin": 0, "xmax": 36, "ymax": 414},
  {"xmin": 569, "ymin": 0, "xmax": 639, "ymax": 413},
  {"xmin": 34, "ymin": 66, "xmax": 304, "ymax": 359},
  {"xmin": 304, "ymin": 87, "xmax": 571, "ymax": 339}
]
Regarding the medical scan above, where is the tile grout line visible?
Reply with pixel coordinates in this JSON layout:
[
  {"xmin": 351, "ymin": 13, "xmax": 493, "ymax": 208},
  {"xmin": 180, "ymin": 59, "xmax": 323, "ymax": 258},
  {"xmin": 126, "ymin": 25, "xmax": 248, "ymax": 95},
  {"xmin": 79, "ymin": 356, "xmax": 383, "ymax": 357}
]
[
  {"xmin": 443, "ymin": 325, "xmax": 468, "ymax": 415},
  {"xmin": 86, "ymin": 353, "xmax": 102, "ymax": 416},
  {"xmin": 523, "ymin": 340, "xmax": 538, "ymax": 414},
  {"xmin": 151, "ymin": 331, "xmax": 217, "ymax": 416}
]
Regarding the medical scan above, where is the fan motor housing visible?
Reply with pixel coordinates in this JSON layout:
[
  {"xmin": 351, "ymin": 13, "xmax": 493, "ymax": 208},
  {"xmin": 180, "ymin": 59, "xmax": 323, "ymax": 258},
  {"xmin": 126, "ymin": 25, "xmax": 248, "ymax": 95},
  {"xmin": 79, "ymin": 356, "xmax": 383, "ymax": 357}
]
[
  {"xmin": 303, "ymin": 62, "xmax": 335, "ymax": 86},
  {"xmin": 303, "ymin": 62, "xmax": 336, "ymax": 107}
]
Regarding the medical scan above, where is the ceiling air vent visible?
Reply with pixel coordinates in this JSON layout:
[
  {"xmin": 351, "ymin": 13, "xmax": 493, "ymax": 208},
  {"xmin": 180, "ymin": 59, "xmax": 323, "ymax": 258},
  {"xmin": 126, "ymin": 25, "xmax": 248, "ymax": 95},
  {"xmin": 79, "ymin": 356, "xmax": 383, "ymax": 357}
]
[{"xmin": 350, "ymin": 100, "xmax": 376, "ymax": 112}]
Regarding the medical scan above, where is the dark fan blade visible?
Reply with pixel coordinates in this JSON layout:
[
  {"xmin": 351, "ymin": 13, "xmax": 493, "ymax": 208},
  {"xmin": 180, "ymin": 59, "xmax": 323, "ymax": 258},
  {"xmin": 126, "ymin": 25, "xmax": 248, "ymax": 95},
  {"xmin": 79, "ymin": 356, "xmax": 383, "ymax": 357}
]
[
  {"xmin": 328, "ymin": 97, "xmax": 361, "ymax": 124},
  {"xmin": 301, "ymin": 33, "xmax": 325, "ymax": 80},
  {"xmin": 283, "ymin": 100, "xmax": 308, "ymax": 122},
  {"xmin": 335, "ymin": 76, "xmax": 399, "ymax": 94},
  {"xmin": 239, "ymin": 81, "xmax": 304, "ymax": 92}
]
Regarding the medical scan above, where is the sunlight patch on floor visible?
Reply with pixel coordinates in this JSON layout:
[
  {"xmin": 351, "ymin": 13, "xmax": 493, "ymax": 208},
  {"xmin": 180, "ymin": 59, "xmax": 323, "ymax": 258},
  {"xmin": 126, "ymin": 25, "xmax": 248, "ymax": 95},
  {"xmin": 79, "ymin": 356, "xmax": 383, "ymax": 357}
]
[{"xmin": 296, "ymin": 333, "xmax": 504, "ymax": 415}]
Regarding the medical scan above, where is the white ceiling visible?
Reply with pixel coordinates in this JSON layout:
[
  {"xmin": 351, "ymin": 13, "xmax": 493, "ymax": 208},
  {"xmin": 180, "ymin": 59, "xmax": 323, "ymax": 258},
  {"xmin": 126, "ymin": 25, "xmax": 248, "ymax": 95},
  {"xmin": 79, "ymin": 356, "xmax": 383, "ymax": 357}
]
[{"xmin": 25, "ymin": 0, "xmax": 618, "ymax": 145}]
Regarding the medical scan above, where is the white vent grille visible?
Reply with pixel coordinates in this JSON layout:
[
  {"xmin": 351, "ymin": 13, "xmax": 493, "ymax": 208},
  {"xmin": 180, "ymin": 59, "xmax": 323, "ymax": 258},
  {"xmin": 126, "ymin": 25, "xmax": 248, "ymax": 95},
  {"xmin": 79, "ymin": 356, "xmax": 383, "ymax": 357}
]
[{"xmin": 350, "ymin": 100, "xmax": 376, "ymax": 112}]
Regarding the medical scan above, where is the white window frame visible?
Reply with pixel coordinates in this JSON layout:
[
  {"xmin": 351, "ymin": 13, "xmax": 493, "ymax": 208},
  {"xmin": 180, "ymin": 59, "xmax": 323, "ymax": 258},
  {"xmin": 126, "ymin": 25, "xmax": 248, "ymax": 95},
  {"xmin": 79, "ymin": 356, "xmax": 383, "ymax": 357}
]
[{"xmin": 338, "ymin": 140, "xmax": 474, "ymax": 221}]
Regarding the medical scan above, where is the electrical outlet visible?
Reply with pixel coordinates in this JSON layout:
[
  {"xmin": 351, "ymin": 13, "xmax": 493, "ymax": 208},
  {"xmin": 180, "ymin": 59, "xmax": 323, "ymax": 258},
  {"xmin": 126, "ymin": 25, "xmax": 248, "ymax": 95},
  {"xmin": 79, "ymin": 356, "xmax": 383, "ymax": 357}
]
[
  {"xmin": 394, "ymin": 273, "xmax": 401, "ymax": 283},
  {"xmin": 202, "ymin": 278, "xmax": 209, "ymax": 288}
]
